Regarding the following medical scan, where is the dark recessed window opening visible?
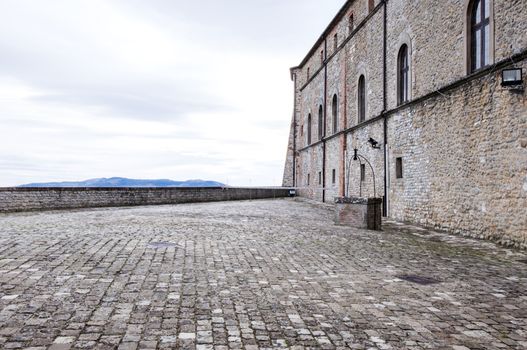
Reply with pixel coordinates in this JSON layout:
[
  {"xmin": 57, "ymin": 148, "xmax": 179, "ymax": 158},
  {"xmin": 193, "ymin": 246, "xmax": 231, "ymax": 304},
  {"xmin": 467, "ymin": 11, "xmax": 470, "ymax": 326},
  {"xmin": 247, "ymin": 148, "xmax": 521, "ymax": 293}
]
[
  {"xmin": 318, "ymin": 171, "xmax": 322, "ymax": 185},
  {"xmin": 334, "ymin": 33, "xmax": 338, "ymax": 51},
  {"xmin": 332, "ymin": 169, "xmax": 336, "ymax": 184},
  {"xmin": 396, "ymin": 157, "xmax": 403, "ymax": 179},
  {"xmin": 349, "ymin": 14, "xmax": 354, "ymax": 34},
  {"xmin": 318, "ymin": 105, "xmax": 324, "ymax": 140},
  {"xmin": 360, "ymin": 164, "xmax": 366, "ymax": 182},
  {"xmin": 307, "ymin": 114, "xmax": 312, "ymax": 145},
  {"xmin": 358, "ymin": 75, "xmax": 366, "ymax": 123},
  {"xmin": 332, "ymin": 94, "xmax": 338, "ymax": 134},
  {"xmin": 397, "ymin": 44, "xmax": 409, "ymax": 105},
  {"xmin": 307, "ymin": 67, "xmax": 310, "ymax": 80},
  {"xmin": 470, "ymin": 0, "xmax": 491, "ymax": 72},
  {"xmin": 307, "ymin": 173, "xmax": 310, "ymax": 186},
  {"xmin": 320, "ymin": 50, "xmax": 324, "ymax": 63}
]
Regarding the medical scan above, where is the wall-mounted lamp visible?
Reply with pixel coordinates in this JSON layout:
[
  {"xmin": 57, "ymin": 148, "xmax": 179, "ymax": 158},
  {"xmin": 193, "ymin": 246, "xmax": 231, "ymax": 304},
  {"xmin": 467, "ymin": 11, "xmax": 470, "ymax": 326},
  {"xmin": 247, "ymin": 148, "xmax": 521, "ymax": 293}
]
[
  {"xmin": 502, "ymin": 68, "xmax": 523, "ymax": 87},
  {"xmin": 368, "ymin": 137, "xmax": 381, "ymax": 149}
]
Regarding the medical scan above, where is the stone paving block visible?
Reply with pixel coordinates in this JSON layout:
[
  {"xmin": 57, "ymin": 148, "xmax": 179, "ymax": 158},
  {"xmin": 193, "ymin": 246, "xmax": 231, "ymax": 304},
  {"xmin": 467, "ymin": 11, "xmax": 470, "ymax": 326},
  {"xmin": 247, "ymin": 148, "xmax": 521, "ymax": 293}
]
[{"xmin": 0, "ymin": 199, "xmax": 526, "ymax": 349}]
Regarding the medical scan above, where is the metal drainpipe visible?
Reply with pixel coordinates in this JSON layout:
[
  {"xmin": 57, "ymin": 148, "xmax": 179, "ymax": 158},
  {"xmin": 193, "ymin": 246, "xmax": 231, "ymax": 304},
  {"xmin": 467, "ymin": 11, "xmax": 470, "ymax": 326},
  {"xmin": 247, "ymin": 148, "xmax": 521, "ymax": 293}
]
[
  {"xmin": 341, "ymin": 42, "xmax": 348, "ymax": 197},
  {"xmin": 382, "ymin": 0, "xmax": 388, "ymax": 217},
  {"xmin": 322, "ymin": 39, "xmax": 328, "ymax": 203},
  {"xmin": 292, "ymin": 74, "xmax": 297, "ymax": 188}
]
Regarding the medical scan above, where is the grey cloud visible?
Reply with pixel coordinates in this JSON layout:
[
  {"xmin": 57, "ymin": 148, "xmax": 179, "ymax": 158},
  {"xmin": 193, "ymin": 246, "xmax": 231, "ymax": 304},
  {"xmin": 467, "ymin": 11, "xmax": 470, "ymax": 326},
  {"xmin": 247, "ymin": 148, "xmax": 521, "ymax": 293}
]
[
  {"xmin": 30, "ymin": 88, "xmax": 234, "ymax": 121},
  {"xmin": 123, "ymin": 0, "xmax": 342, "ymax": 53},
  {"xmin": 0, "ymin": 0, "xmax": 344, "ymax": 186}
]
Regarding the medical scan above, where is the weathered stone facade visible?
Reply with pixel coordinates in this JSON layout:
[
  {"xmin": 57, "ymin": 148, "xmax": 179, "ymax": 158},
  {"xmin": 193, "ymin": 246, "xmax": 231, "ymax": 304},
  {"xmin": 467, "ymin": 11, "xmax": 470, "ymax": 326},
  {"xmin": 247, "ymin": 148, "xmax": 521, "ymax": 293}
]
[{"xmin": 283, "ymin": 0, "xmax": 527, "ymax": 247}]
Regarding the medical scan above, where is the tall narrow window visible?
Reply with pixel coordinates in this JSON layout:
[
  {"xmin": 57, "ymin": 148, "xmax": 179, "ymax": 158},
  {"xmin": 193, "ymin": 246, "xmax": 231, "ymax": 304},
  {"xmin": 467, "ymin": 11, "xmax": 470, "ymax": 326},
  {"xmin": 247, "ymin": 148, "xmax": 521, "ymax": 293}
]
[
  {"xmin": 396, "ymin": 157, "xmax": 403, "ymax": 179},
  {"xmin": 334, "ymin": 33, "xmax": 338, "ymax": 52},
  {"xmin": 318, "ymin": 172, "xmax": 322, "ymax": 185},
  {"xmin": 332, "ymin": 94, "xmax": 338, "ymax": 134},
  {"xmin": 332, "ymin": 169, "xmax": 336, "ymax": 184},
  {"xmin": 318, "ymin": 105, "xmax": 324, "ymax": 140},
  {"xmin": 397, "ymin": 44, "xmax": 409, "ymax": 105},
  {"xmin": 348, "ymin": 14, "xmax": 354, "ymax": 34},
  {"xmin": 307, "ymin": 114, "xmax": 312, "ymax": 145},
  {"xmin": 470, "ymin": 0, "xmax": 491, "ymax": 72},
  {"xmin": 321, "ymin": 50, "xmax": 324, "ymax": 64},
  {"xmin": 368, "ymin": 0, "xmax": 375, "ymax": 12},
  {"xmin": 307, "ymin": 173, "xmax": 310, "ymax": 186},
  {"xmin": 358, "ymin": 75, "xmax": 366, "ymax": 123},
  {"xmin": 360, "ymin": 164, "xmax": 366, "ymax": 182},
  {"xmin": 307, "ymin": 67, "xmax": 310, "ymax": 80}
]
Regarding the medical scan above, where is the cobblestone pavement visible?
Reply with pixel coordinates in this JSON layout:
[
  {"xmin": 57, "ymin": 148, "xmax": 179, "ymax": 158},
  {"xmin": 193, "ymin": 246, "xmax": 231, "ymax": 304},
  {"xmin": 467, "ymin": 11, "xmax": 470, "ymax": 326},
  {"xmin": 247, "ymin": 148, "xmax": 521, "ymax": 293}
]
[{"xmin": 0, "ymin": 199, "xmax": 526, "ymax": 350}]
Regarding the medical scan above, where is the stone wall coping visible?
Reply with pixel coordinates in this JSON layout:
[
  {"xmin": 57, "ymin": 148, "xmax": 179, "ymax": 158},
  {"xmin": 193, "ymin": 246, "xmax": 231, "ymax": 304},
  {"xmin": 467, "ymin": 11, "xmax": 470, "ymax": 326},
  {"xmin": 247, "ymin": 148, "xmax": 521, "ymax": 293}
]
[
  {"xmin": 0, "ymin": 187, "xmax": 289, "ymax": 192},
  {"xmin": 335, "ymin": 197, "xmax": 383, "ymax": 205}
]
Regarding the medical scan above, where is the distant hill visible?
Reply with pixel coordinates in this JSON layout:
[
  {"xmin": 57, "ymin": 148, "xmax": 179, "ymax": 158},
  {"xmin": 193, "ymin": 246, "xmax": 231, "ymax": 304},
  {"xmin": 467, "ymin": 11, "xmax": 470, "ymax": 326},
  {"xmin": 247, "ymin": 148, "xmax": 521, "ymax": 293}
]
[{"xmin": 19, "ymin": 177, "xmax": 226, "ymax": 188}]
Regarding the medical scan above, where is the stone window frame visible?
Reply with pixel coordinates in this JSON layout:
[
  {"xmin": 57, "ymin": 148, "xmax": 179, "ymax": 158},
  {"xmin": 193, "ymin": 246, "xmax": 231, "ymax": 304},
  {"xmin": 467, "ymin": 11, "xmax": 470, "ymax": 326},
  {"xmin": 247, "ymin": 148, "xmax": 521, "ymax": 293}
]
[
  {"xmin": 368, "ymin": 0, "xmax": 375, "ymax": 13},
  {"xmin": 356, "ymin": 65, "xmax": 369, "ymax": 124},
  {"xmin": 395, "ymin": 157, "xmax": 403, "ymax": 179},
  {"xmin": 397, "ymin": 45, "xmax": 410, "ymax": 105},
  {"xmin": 464, "ymin": 0, "xmax": 494, "ymax": 74},
  {"xmin": 307, "ymin": 173, "xmax": 310, "ymax": 186},
  {"xmin": 360, "ymin": 164, "xmax": 366, "ymax": 182},
  {"xmin": 307, "ymin": 113, "xmax": 312, "ymax": 145},
  {"xmin": 318, "ymin": 105, "xmax": 324, "ymax": 140},
  {"xmin": 318, "ymin": 171, "xmax": 322, "ymax": 186},
  {"xmin": 332, "ymin": 169, "xmax": 336, "ymax": 185},
  {"xmin": 357, "ymin": 74, "xmax": 367, "ymax": 124},
  {"xmin": 332, "ymin": 94, "xmax": 339, "ymax": 134},
  {"xmin": 395, "ymin": 33, "xmax": 413, "ymax": 106},
  {"xmin": 348, "ymin": 13, "xmax": 354, "ymax": 35}
]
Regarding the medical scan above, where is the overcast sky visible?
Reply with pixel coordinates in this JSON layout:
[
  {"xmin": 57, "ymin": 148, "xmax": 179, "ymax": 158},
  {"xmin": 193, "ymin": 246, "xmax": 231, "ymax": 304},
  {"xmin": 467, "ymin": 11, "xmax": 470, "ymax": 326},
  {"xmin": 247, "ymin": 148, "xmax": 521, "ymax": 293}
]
[{"xmin": 0, "ymin": 0, "xmax": 344, "ymax": 187}]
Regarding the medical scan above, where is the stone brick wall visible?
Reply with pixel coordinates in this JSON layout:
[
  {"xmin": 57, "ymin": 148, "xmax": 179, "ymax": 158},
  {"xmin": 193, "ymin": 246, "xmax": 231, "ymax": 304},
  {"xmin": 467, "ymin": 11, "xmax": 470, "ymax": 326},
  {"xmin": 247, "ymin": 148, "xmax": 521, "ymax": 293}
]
[
  {"xmin": 282, "ymin": 113, "xmax": 296, "ymax": 187},
  {"xmin": 387, "ymin": 59, "xmax": 527, "ymax": 248},
  {"xmin": 0, "ymin": 187, "xmax": 291, "ymax": 213}
]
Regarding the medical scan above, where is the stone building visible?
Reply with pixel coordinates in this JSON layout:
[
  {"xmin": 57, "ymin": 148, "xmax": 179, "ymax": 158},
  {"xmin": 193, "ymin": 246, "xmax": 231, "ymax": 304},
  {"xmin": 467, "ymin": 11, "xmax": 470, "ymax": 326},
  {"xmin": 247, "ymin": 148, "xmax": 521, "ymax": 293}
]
[{"xmin": 283, "ymin": 0, "xmax": 527, "ymax": 247}]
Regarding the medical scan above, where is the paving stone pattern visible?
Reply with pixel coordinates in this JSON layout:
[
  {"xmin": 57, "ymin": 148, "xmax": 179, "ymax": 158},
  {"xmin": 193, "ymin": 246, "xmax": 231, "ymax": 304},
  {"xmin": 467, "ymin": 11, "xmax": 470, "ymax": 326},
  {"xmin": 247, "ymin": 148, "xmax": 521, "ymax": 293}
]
[{"xmin": 0, "ymin": 199, "xmax": 526, "ymax": 349}]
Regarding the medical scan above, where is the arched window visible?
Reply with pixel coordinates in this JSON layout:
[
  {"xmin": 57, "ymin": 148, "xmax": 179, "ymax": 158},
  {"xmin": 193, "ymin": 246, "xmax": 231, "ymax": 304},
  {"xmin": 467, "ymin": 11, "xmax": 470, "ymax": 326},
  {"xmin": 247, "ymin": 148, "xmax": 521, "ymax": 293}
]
[
  {"xmin": 470, "ymin": 0, "xmax": 491, "ymax": 72},
  {"xmin": 368, "ymin": 0, "xmax": 375, "ymax": 12},
  {"xmin": 307, "ymin": 114, "xmax": 312, "ymax": 145},
  {"xmin": 318, "ymin": 105, "xmax": 324, "ymax": 140},
  {"xmin": 332, "ymin": 94, "xmax": 338, "ymax": 134},
  {"xmin": 348, "ymin": 14, "xmax": 354, "ymax": 34},
  {"xmin": 397, "ymin": 44, "xmax": 409, "ymax": 105},
  {"xmin": 358, "ymin": 75, "xmax": 366, "ymax": 123}
]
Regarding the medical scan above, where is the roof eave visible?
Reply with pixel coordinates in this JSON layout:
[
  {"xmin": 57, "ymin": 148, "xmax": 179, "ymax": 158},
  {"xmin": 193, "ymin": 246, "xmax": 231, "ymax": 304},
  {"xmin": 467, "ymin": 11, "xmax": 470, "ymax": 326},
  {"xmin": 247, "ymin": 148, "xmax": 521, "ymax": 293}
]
[{"xmin": 296, "ymin": 0, "xmax": 354, "ymax": 68}]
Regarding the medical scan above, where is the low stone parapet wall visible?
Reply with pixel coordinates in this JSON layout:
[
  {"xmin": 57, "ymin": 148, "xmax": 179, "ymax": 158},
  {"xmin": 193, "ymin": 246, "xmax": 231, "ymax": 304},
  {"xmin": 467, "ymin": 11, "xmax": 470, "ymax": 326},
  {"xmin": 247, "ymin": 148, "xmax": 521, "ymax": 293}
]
[{"xmin": 0, "ymin": 187, "xmax": 291, "ymax": 213}]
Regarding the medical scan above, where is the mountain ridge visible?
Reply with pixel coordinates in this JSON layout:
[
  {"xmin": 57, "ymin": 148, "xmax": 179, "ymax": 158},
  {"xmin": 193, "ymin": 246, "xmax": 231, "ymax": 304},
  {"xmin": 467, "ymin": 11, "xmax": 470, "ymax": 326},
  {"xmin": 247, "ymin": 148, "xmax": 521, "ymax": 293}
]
[{"xmin": 18, "ymin": 177, "xmax": 226, "ymax": 188}]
